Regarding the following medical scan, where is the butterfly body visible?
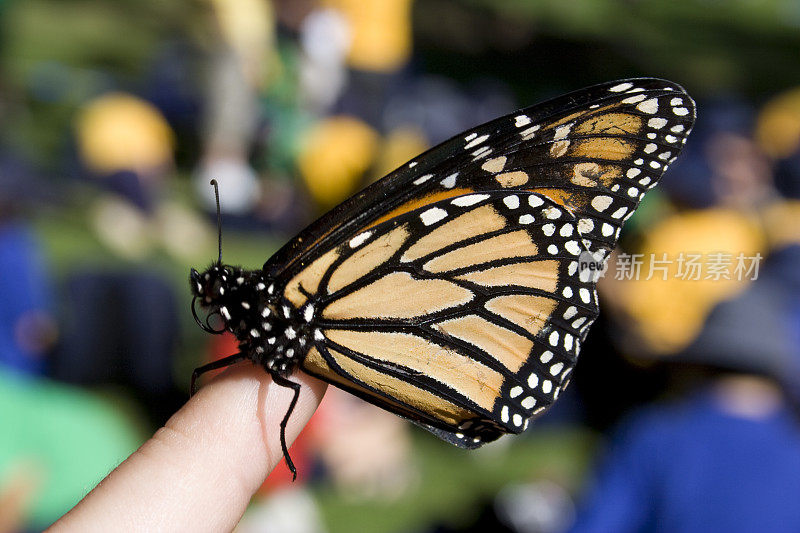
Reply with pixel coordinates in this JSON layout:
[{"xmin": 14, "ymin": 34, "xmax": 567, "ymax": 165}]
[
  {"xmin": 190, "ymin": 265, "xmax": 309, "ymax": 376},
  {"xmin": 190, "ymin": 78, "xmax": 696, "ymax": 474}
]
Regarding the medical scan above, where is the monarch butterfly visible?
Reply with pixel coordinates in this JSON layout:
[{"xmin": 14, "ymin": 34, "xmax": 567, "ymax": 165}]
[{"xmin": 190, "ymin": 78, "xmax": 695, "ymax": 479}]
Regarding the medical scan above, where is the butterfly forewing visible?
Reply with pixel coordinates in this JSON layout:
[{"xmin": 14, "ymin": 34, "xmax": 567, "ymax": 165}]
[
  {"xmin": 261, "ymin": 78, "xmax": 695, "ymax": 448},
  {"xmin": 266, "ymin": 78, "xmax": 694, "ymax": 282}
]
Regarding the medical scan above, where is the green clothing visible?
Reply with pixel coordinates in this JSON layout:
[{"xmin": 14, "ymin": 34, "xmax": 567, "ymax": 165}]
[{"xmin": 0, "ymin": 369, "xmax": 143, "ymax": 529}]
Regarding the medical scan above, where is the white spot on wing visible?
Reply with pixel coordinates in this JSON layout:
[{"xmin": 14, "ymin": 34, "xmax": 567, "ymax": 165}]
[
  {"xmin": 622, "ymin": 94, "xmax": 646, "ymax": 104},
  {"xmin": 637, "ymin": 99, "xmax": 659, "ymax": 114},
  {"xmin": 515, "ymin": 115, "xmax": 531, "ymax": 127},
  {"xmin": 611, "ymin": 207, "xmax": 628, "ymax": 219},
  {"xmin": 413, "ymin": 174, "xmax": 433, "ymax": 185},
  {"xmin": 440, "ymin": 173, "xmax": 458, "ymax": 188},
  {"xmin": 349, "ymin": 231, "xmax": 372, "ymax": 248},
  {"xmin": 565, "ymin": 241, "xmax": 581, "ymax": 255},
  {"xmin": 464, "ymin": 134, "xmax": 489, "ymax": 149},
  {"xmin": 591, "ymin": 195, "xmax": 613, "ymax": 212},
  {"xmin": 577, "ymin": 219, "xmax": 594, "ymax": 234},
  {"xmin": 554, "ymin": 124, "xmax": 572, "ymax": 140},
  {"xmin": 471, "ymin": 146, "xmax": 492, "ymax": 159},
  {"xmin": 503, "ymin": 195, "xmax": 520, "ymax": 209},
  {"xmin": 528, "ymin": 195, "xmax": 544, "ymax": 208},
  {"xmin": 452, "ymin": 194, "xmax": 489, "ymax": 207},
  {"xmin": 420, "ymin": 207, "xmax": 448, "ymax": 226},
  {"xmin": 579, "ymin": 288, "xmax": 591, "ymax": 303},
  {"xmin": 609, "ymin": 82, "xmax": 633, "ymax": 92},
  {"xmin": 521, "ymin": 396, "xmax": 536, "ymax": 409},
  {"xmin": 543, "ymin": 207, "xmax": 561, "ymax": 219},
  {"xmin": 520, "ymin": 125, "xmax": 540, "ymax": 139}
]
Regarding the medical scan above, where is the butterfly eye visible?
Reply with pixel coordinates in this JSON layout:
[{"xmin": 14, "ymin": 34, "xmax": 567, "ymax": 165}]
[{"xmin": 189, "ymin": 269, "xmax": 204, "ymax": 295}]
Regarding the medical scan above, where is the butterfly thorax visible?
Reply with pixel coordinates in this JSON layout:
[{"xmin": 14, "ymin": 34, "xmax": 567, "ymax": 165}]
[{"xmin": 189, "ymin": 263, "xmax": 309, "ymax": 376}]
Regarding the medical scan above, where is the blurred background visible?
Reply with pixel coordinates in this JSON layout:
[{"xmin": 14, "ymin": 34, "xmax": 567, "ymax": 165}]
[{"xmin": 2, "ymin": 0, "xmax": 800, "ymax": 531}]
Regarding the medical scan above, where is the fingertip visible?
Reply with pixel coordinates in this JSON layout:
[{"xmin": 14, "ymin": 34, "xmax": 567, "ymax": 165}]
[
  {"xmin": 179, "ymin": 362, "xmax": 328, "ymax": 491},
  {"xmin": 53, "ymin": 363, "xmax": 327, "ymax": 532}
]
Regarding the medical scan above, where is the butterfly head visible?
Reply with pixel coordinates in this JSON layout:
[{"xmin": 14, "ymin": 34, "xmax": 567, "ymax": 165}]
[
  {"xmin": 190, "ymin": 263, "xmax": 236, "ymax": 332},
  {"xmin": 190, "ymin": 263, "xmax": 231, "ymax": 303}
]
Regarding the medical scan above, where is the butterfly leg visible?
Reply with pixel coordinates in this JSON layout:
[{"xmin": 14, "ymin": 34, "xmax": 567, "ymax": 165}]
[
  {"xmin": 271, "ymin": 373, "xmax": 301, "ymax": 481},
  {"xmin": 190, "ymin": 352, "xmax": 247, "ymax": 396}
]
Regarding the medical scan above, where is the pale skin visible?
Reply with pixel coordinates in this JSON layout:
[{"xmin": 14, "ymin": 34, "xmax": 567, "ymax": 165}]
[{"xmin": 48, "ymin": 365, "xmax": 327, "ymax": 532}]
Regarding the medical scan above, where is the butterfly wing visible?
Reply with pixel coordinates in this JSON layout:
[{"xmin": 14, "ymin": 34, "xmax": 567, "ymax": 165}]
[
  {"xmin": 295, "ymin": 191, "xmax": 596, "ymax": 447},
  {"xmin": 267, "ymin": 78, "xmax": 695, "ymax": 447}
]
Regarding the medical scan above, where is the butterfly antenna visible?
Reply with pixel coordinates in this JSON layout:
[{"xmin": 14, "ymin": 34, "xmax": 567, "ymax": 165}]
[{"xmin": 210, "ymin": 179, "xmax": 222, "ymax": 264}]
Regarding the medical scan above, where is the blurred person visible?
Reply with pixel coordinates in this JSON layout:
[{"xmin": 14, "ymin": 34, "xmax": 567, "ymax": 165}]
[
  {"xmin": 327, "ymin": 0, "xmax": 414, "ymax": 128},
  {"xmin": 51, "ymin": 270, "xmax": 184, "ymax": 428},
  {"xmin": 604, "ymin": 99, "xmax": 773, "ymax": 356},
  {"xmin": 75, "ymin": 91, "xmax": 213, "ymax": 262},
  {"xmin": 756, "ymin": 85, "xmax": 800, "ymax": 253},
  {"xmin": 193, "ymin": 0, "xmax": 274, "ymax": 217},
  {"xmin": 65, "ymin": 93, "xmax": 207, "ymax": 426},
  {"xmin": 0, "ymin": 218, "xmax": 55, "ymax": 377},
  {"xmin": 0, "ymin": 152, "xmax": 57, "ymax": 376},
  {"xmin": 298, "ymin": 6, "xmax": 350, "ymax": 113},
  {"xmin": 568, "ymin": 245, "xmax": 800, "ymax": 533}
]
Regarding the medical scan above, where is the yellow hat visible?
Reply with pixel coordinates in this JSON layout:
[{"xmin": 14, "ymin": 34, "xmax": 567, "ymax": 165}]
[
  {"xmin": 75, "ymin": 93, "xmax": 174, "ymax": 175},
  {"xmin": 325, "ymin": 0, "xmax": 414, "ymax": 72},
  {"xmin": 297, "ymin": 116, "xmax": 378, "ymax": 208}
]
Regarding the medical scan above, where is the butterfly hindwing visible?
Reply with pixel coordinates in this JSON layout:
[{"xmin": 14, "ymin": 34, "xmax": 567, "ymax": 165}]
[
  {"xmin": 292, "ymin": 191, "xmax": 597, "ymax": 447},
  {"xmin": 265, "ymin": 78, "xmax": 695, "ymax": 447}
]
